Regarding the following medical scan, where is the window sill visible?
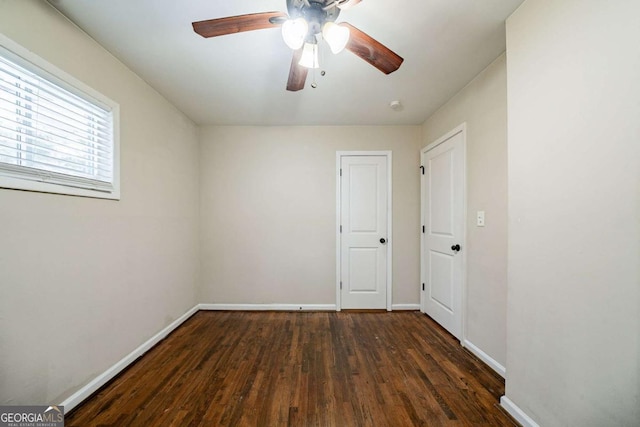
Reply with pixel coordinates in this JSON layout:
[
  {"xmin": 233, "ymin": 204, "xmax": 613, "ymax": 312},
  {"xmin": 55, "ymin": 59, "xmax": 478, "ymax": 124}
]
[{"xmin": 0, "ymin": 174, "xmax": 120, "ymax": 200}]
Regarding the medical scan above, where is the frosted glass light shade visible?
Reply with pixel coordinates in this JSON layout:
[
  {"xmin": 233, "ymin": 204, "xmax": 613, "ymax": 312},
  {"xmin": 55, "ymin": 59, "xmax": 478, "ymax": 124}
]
[
  {"xmin": 298, "ymin": 42, "xmax": 319, "ymax": 68},
  {"xmin": 322, "ymin": 22, "xmax": 350, "ymax": 54},
  {"xmin": 282, "ymin": 18, "xmax": 308, "ymax": 50}
]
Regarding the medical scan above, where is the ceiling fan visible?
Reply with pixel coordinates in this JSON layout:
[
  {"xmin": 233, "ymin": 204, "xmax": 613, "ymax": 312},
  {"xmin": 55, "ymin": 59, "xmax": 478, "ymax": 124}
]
[{"xmin": 192, "ymin": 0, "xmax": 404, "ymax": 91}]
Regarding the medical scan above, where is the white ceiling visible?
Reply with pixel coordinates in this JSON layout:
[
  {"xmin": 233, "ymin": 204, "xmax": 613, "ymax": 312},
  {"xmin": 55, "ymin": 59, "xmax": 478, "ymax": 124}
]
[{"xmin": 47, "ymin": 0, "xmax": 523, "ymax": 126}]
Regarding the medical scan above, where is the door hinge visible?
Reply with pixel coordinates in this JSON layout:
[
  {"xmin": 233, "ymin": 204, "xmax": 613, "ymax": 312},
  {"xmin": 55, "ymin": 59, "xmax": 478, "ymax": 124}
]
[
  {"xmin": 340, "ymin": 225, "xmax": 342, "ymax": 233},
  {"xmin": 340, "ymin": 168, "xmax": 342, "ymax": 177},
  {"xmin": 420, "ymin": 165, "xmax": 425, "ymax": 175},
  {"xmin": 422, "ymin": 225, "xmax": 425, "ymax": 233},
  {"xmin": 422, "ymin": 283, "xmax": 425, "ymax": 291},
  {"xmin": 340, "ymin": 281, "xmax": 343, "ymax": 290}
]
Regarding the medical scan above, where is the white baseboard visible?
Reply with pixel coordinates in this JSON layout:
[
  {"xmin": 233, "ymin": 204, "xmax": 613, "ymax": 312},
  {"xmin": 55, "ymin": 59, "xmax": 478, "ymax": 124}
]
[
  {"xmin": 60, "ymin": 304, "xmax": 199, "ymax": 411},
  {"xmin": 391, "ymin": 304, "xmax": 420, "ymax": 310},
  {"xmin": 462, "ymin": 339, "xmax": 506, "ymax": 378},
  {"xmin": 500, "ymin": 396, "xmax": 540, "ymax": 427},
  {"xmin": 198, "ymin": 303, "xmax": 337, "ymax": 311}
]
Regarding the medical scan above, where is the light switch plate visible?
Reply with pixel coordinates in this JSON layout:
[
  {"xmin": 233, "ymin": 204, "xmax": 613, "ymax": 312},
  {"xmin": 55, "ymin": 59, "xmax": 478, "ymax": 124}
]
[{"xmin": 477, "ymin": 211, "xmax": 485, "ymax": 227}]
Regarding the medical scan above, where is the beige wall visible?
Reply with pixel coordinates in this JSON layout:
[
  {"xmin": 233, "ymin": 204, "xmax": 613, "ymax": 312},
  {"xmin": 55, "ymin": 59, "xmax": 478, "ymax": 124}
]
[
  {"xmin": 422, "ymin": 55, "xmax": 508, "ymax": 368},
  {"xmin": 0, "ymin": 1, "xmax": 200, "ymax": 405},
  {"xmin": 505, "ymin": 0, "xmax": 640, "ymax": 425},
  {"xmin": 199, "ymin": 126, "xmax": 421, "ymax": 306}
]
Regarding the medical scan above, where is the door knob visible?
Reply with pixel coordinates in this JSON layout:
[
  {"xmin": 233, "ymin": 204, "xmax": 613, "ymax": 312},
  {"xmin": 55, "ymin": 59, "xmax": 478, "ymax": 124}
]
[
  {"xmin": 451, "ymin": 244, "xmax": 461, "ymax": 252},
  {"xmin": 380, "ymin": 238, "xmax": 387, "ymax": 244}
]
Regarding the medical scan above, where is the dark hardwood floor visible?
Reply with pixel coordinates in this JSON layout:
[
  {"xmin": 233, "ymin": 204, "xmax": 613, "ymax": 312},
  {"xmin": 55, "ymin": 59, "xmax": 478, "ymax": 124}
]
[{"xmin": 65, "ymin": 311, "xmax": 517, "ymax": 426}]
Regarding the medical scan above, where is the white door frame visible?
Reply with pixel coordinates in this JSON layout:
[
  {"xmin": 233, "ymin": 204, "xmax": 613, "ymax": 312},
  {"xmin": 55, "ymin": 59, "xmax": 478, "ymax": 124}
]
[
  {"xmin": 336, "ymin": 151, "xmax": 393, "ymax": 311},
  {"xmin": 420, "ymin": 124, "xmax": 467, "ymax": 341}
]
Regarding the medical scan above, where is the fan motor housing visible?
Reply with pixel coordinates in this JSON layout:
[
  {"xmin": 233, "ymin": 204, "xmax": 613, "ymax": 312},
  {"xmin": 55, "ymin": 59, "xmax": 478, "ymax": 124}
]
[{"xmin": 287, "ymin": 0, "xmax": 340, "ymax": 35}]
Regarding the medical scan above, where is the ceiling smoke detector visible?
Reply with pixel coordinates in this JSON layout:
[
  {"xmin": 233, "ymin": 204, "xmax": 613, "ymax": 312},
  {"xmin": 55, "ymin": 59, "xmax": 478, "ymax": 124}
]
[{"xmin": 389, "ymin": 100, "xmax": 402, "ymax": 111}]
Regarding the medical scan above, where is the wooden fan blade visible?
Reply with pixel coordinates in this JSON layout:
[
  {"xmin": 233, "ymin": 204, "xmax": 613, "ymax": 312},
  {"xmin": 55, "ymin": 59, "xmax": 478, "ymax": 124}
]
[
  {"xmin": 286, "ymin": 48, "xmax": 308, "ymax": 91},
  {"xmin": 337, "ymin": 0, "xmax": 363, "ymax": 10},
  {"xmin": 193, "ymin": 12, "xmax": 287, "ymax": 38},
  {"xmin": 340, "ymin": 23, "xmax": 403, "ymax": 74}
]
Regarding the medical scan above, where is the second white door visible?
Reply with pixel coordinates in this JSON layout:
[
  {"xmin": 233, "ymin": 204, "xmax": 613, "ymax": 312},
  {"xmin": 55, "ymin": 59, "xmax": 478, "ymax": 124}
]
[
  {"xmin": 339, "ymin": 154, "xmax": 390, "ymax": 309},
  {"xmin": 421, "ymin": 126, "xmax": 465, "ymax": 339}
]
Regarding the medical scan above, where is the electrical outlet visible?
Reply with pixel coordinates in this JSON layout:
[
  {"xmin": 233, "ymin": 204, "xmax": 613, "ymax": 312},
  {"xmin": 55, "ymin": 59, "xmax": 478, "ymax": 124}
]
[{"xmin": 477, "ymin": 211, "xmax": 485, "ymax": 227}]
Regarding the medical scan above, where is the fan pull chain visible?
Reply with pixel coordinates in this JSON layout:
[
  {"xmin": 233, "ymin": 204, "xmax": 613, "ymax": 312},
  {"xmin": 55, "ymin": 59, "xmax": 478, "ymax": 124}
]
[
  {"xmin": 311, "ymin": 40, "xmax": 326, "ymax": 89},
  {"xmin": 320, "ymin": 39, "xmax": 327, "ymax": 80},
  {"xmin": 311, "ymin": 40, "xmax": 319, "ymax": 88}
]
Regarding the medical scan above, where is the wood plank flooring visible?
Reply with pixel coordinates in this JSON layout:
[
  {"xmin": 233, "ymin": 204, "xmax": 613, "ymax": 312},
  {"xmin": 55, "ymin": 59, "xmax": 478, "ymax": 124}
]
[{"xmin": 65, "ymin": 311, "xmax": 517, "ymax": 426}]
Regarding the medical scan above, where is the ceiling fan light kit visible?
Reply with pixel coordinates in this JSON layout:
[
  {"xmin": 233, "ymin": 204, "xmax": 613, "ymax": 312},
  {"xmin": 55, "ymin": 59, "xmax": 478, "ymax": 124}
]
[
  {"xmin": 299, "ymin": 41, "xmax": 320, "ymax": 69},
  {"xmin": 282, "ymin": 17, "xmax": 308, "ymax": 50},
  {"xmin": 322, "ymin": 21, "xmax": 349, "ymax": 54},
  {"xmin": 192, "ymin": 0, "xmax": 403, "ymax": 91}
]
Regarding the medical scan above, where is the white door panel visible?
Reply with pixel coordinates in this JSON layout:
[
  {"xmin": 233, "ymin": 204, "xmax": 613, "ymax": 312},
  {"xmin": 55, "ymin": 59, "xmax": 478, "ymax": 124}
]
[
  {"xmin": 348, "ymin": 248, "xmax": 378, "ymax": 292},
  {"xmin": 421, "ymin": 127, "xmax": 465, "ymax": 339},
  {"xmin": 339, "ymin": 154, "xmax": 389, "ymax": 310},
  {"xmin": 429, "ymin": 149, "xmax": 454, "ymax": 235},
  {"xmin": 429, "ymin": 251, "xmax": 454, "ymax": 312},
  {"xmin": 349, "ymin": 165, "xmax": 379, "ymax": 232}
]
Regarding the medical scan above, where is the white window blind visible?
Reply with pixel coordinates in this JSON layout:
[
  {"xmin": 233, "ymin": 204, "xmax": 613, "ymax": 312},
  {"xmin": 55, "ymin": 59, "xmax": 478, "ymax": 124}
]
[{"xmin": 0, "ymin": 45, "xmax": 115, "ymax": 194}]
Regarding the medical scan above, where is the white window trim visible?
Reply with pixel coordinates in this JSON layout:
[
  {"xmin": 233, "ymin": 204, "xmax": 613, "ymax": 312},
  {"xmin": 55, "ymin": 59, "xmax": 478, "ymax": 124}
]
[{"xmin": 0, "ymin": 34, "xmax": 120, "ymax": 200}]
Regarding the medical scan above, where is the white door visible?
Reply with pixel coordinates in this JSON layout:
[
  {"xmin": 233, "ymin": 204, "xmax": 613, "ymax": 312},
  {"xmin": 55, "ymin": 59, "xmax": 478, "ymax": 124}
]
[
  {"xmin": 338, "ymin": 153, "xmax": 390, "ymax": 310},
  {"xmin": 421, "ymin": 126, "xmax": 465, "ymax": 339}
]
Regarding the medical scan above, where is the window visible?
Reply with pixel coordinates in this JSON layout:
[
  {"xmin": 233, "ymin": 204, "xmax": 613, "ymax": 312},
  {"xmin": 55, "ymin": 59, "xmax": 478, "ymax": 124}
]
[{"xmin": 0, "ymin": 36, "xmax": 119, "ymax": 199}]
